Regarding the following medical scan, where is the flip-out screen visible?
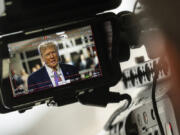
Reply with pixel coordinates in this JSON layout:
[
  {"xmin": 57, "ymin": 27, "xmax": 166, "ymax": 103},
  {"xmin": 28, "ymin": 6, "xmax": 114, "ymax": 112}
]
[{"xmin": 8, "ymin": 25, "xmax": 102, "ymax": 97}]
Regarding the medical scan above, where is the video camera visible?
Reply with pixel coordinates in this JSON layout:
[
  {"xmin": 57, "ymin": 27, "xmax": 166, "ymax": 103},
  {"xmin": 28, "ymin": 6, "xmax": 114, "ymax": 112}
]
[{"xmin": 0, "ymin": 0, "xmax": 138, "ymax": 113}]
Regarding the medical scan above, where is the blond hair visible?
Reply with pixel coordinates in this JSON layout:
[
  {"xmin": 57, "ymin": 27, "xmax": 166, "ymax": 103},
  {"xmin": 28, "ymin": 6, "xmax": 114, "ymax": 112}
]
[{"xmin": 38, "ymin": 40, "xmax": 59, "ymax": 56}]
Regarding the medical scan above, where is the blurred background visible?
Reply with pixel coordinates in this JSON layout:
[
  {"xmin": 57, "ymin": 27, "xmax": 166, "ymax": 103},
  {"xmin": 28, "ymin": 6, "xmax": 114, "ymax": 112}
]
[{"xmin": 0, "ymin": 0, "xmax": 150, "ymax": 135}]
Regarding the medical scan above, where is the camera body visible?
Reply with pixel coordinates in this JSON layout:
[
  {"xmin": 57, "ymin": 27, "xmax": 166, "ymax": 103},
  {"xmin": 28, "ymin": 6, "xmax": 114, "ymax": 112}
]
[
  {"xmin": 0, "ymin": 0, "xmax": 121, "ymax": 34},
  {"xmin": 0, "ymin": 0, "xmax": 135, "ymax": 112},
  {"xmin": 1, "ymin": 13, "xmax": 122, "ymax": 109}
]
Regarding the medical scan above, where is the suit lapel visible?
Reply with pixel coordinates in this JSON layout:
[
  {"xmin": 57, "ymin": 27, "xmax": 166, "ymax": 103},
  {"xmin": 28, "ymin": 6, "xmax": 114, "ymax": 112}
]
[
  {"xmin": 59, "ymin": 64, "xmax": 69, "ymax": 80},
  {"xmin": 42, "ymin": 66, "xmax": 53, "ymax": 86}
]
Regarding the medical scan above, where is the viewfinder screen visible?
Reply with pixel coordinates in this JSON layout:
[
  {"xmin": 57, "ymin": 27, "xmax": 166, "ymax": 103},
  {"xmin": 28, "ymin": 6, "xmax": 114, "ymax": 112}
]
[{"xmin": 8, "ymin": 25, "xmax": 102, "ymax": 97}]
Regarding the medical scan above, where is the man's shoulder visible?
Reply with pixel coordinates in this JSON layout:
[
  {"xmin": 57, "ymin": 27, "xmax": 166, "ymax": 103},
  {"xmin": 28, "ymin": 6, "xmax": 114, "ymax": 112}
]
[
  {"xmin": 60, "ymin": 63, "xmax": 76, "ymax": 69},
  {"xmin": 60, "ymin": 63, "xmax": 79, "ymax": 73},
  {"xmin": 28, "ymin": 66, "xmax": 46, "ymax": 80}
]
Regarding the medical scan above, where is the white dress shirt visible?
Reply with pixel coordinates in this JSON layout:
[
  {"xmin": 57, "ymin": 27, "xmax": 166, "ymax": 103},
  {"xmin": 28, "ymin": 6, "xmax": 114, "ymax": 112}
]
[{"xmin": 45, "ymin": 64, "xmax": 70, "ymax": 87}]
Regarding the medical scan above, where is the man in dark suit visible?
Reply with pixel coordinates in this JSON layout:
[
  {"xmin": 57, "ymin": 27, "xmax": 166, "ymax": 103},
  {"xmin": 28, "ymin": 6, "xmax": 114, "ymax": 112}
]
[{"xmin": 27, "ymin": 41, "xmax": 80, "ymax": 92}]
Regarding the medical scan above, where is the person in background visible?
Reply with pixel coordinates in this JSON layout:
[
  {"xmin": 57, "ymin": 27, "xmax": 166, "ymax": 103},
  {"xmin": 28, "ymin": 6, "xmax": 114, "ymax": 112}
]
[
  {"xmin": 85, "ymin": 48, "xmax": 94, "ymax": 69},
  {"xmin": 32, "ymin": 67, "xmax": 37, "ymax": 73},
  {"xmin": 93, "ymin": 51, "xmax": 99, "ymax": 67},
  {"xmin": 35, "ymin": 64, "xmax": 41, "ymax": 70},
  {"xmin": 20, "ymin": 68, "xmax": 29, "ymax": 92},
  {"xmin": 79, "ymin": 53, "xmax": 87, "ymax": 70},
  {"xmin": 65, "ymin": 56, "xmax": 74, "ymax": 66},
  {"xmin": 11, "ymin": 69, "xmax": 24, "ymax": 94}
]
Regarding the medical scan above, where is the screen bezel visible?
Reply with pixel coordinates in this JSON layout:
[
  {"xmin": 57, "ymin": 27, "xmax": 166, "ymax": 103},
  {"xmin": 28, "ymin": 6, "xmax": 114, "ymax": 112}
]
[{"xmin": 0, "ymin": 13, "xmax": 121, "ymax": 109}]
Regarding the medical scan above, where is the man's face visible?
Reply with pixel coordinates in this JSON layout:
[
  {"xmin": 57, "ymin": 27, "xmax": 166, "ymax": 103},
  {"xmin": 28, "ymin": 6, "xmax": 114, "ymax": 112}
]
[{"xmin": 41, "ymin": 46, "xmax": 59, "ymax": 69}]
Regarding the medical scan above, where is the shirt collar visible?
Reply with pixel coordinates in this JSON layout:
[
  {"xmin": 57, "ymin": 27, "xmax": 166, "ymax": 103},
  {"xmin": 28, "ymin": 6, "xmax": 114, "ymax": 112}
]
[{"xmin": 45, "ymin": 64, "xmax": 60, "ymax": 74}]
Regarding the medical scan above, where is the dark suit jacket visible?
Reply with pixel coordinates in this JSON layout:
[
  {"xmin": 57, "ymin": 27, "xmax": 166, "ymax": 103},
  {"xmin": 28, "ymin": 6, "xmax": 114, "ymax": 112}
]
[{"xmin": 27, "ymin": 64, "xmax": 79, "ymax": 92}]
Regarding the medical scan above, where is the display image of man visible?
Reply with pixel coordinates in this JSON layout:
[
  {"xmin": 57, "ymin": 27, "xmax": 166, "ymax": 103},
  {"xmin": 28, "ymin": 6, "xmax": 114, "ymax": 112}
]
[{"xmin": 28, "ymin": 41, "xmax": 79, "ymax": 92}]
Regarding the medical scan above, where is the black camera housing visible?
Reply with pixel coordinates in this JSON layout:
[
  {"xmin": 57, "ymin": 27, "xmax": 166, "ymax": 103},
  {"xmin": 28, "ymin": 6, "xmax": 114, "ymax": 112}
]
[
  {"xmin": 0, "ymin": 13, "xmax": 122, "ymax": 109},
  {"xmin": 0, "ymin": 0, "xmax": 121, "ymax": 34}
]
